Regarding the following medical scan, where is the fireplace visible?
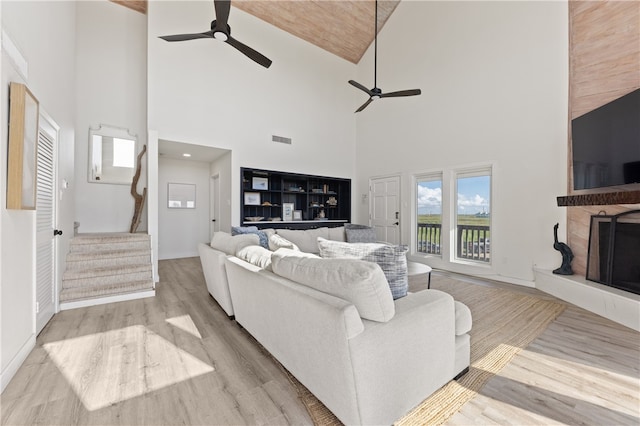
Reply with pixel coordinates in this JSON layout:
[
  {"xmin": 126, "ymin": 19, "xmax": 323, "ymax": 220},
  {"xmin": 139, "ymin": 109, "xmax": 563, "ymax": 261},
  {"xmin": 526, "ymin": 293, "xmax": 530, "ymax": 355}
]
[{"xmin": 586, "ymin": 210, "xmax": 640, "ymax": 295}]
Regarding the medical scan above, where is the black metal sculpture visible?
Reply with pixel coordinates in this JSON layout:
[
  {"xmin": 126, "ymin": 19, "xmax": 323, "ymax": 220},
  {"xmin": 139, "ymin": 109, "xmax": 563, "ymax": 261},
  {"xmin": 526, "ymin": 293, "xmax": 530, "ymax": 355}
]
[{"xmin": 553, "ymin": 223, "xmax": 574, "ymax": 275}]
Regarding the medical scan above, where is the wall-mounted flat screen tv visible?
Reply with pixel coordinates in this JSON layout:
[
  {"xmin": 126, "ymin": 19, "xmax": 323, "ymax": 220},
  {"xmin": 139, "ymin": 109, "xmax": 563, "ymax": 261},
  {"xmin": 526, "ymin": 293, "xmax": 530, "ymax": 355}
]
[{"xmin": 572, "ymin": 88, "xmax": 640, "ymax": 190}]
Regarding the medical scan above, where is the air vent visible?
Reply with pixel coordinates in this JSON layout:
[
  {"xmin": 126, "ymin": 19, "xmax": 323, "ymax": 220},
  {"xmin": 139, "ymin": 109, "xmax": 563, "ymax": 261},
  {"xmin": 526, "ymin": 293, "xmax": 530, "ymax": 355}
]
[{"xmin": 272, "ymin": 135, "xmax": 292, "ymax": 145}]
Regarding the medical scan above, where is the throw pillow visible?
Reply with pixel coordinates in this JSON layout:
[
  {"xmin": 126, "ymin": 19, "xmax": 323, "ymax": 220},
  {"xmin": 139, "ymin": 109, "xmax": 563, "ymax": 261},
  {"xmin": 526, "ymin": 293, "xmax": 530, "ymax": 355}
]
[
  {"xmin": 268, "ymin": 234, "xmax": 300, "ymax": 251},
  {"xmin": 317, "ymin": 237, "xmax": 409, "ymax": 299},
  {"xmin": 345, "ymin": 224, "xmax": 377, "ymax": 243},
  {"xmin": 271, "ymin": 249, "xmax": 395, "ymax": 322},
  {"xmin": 210, "ymin": 232, "xmax": 259, "ymax": 256},
  {"xmin": 232, "ymin": 226, "xmax": 269, "ymax": 249},
  {"xmin": 236, "ymin": 245, "xmax": 273, "ymax": 270}
]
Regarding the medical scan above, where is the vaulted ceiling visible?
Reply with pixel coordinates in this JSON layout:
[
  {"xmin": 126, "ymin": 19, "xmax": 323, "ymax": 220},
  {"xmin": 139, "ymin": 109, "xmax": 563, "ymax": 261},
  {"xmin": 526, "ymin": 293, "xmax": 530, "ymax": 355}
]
[{"xmin": 110, "ymin": 0, "xmax": 401, "ymax": 64}]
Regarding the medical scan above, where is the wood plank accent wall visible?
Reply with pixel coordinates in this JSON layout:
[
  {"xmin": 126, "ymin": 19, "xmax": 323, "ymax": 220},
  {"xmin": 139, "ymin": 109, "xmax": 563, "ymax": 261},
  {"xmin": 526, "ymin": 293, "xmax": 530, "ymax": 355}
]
[
  {"xmin": 109, "ymin": 0, "xmax": 147, "ymax": 15},
  {"xmin": 567, "ymin": 1, "xmax": 640, "ymax": 276}
]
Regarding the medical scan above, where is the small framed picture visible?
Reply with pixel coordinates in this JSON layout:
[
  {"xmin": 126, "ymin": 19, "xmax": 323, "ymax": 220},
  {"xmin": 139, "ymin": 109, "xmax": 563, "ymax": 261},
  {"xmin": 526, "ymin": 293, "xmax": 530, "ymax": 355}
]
[
  {"xmin": 282, "ymin": 203, "xmax": 294, "ymax": 221},
  {"xmin": 293, "ymin": 210, "xmax": 302, "ymax": 220},
  {"xmin": 252, "ymin": 177, "xmax": 268, "ymax": 190},
  {"xmin": 244, "ymin": 192, "xmax": 261, "ymax": 205}
]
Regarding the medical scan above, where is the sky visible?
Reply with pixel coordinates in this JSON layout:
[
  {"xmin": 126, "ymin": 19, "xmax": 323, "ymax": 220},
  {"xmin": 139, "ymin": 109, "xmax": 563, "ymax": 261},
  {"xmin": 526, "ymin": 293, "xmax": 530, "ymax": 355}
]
[{"xmin": 417, "ymin": 175, "xmax": 490, "ymax": 215}]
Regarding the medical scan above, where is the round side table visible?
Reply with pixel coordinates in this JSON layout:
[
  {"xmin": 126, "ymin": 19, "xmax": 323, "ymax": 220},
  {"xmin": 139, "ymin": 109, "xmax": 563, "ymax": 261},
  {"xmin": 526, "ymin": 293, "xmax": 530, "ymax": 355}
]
[{"xmin": 407, "ymin": 262, "xmax": 432, "ymax": 289}]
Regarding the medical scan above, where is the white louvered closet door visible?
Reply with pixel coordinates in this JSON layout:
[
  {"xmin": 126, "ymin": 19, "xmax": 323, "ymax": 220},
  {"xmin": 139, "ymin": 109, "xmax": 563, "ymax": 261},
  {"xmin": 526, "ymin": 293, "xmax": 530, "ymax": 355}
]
[{"xmin": 36, "ymin": 117, "xmax": 57, "ymax": 334}]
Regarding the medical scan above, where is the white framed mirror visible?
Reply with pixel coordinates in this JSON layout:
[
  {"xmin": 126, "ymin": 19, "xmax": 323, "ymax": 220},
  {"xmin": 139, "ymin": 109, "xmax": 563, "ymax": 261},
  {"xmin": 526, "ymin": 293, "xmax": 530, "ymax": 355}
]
[
  {"xmin": 88, "ymin": 124, "xmax": 137, "ymax": 184},
  {"xmin": 168, "ymin": 183, "xmax": 196, "ymax": 209}
]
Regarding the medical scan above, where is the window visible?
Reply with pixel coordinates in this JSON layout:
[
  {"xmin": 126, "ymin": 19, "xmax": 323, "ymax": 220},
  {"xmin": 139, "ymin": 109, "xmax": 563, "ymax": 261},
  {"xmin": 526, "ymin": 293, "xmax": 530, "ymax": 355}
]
[
  {"xmin": 112, "ymin": 137, "xmax": 135, "ymax": 168},
  {"xmin": 455, "ymin": 169, "xmax": 491, "ymax": 263},
  {"xmin": 416, "ymin": 174, "xmax": 442, "ymax": 256},
  {"xmin": 414, "ymin": 165, "xmax": 492, "ymax": 266}
]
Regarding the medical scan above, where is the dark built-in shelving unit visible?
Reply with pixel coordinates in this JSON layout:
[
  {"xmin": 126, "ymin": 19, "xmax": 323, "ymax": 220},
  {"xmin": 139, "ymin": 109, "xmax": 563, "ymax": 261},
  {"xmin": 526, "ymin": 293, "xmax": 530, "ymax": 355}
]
[{"xmin": 241, "ymin": 167, "xmax": 351, "ymax": 229}]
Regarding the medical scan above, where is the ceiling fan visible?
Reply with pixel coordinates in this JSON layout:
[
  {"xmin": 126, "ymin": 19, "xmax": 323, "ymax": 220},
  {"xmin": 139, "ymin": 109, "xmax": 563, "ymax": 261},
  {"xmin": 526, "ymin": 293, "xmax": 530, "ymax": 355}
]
[
  {"xmin": 158, "ymin": 0, "xmax": 272, "ymax": 69},
  {"xmin": 349, "ymin": 0, "xmax": 421, "ymax": 112}
]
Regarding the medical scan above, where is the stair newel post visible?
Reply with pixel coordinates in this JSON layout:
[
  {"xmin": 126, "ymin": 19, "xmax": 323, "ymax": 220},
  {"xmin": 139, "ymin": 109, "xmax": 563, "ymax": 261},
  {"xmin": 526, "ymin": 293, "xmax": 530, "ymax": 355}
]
[{"xmin": 130, "ymin": 144, "xmax": 147, "ymax": 233}]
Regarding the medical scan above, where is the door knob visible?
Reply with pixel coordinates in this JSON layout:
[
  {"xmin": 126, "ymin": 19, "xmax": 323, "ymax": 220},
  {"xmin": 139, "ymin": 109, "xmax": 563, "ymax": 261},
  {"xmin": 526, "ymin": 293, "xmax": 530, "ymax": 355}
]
[
  {"xmin": 54, "ymin": 229, "xmax": 63, "ymax": 236},
  {"xmin": 394, "ymin": 222, "xmax": 399, "ymax": 226}
]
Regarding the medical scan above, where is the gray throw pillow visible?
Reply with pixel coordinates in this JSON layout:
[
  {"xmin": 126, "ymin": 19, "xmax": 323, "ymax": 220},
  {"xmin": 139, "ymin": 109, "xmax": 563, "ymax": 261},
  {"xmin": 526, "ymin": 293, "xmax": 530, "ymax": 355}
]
[
  {"xmin": 232, "ymin": 226, "xmax": 269, "ymax": 249},
  {"xmin": 317, "ymin": 237, "xmax": 409, "ymax": 299},
  {"xmin": 345, "ymin": 224, "xmax": 377, "ymax": 243}
]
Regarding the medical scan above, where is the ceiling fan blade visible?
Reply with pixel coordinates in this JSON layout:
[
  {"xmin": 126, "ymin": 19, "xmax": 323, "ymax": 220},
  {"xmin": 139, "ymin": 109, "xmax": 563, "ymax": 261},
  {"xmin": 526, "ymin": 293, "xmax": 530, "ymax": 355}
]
[
  {"xmin": 381, "ymin": 89, "xmax": 422, "ymax": 98},
  {"xmin": 349, "ymin": 80, "xmax": 373, "ymax": 96},
  {"xmin": 226, "ymin": 36, "xmax": 272, "ymax": 68},
  {"xmin": 214, "ymin": 0, "xmax": 231, "ymax": 31},
  {"xmin": 159, "ymin": 31, "xmax": 214, "ymax": 42},
  {"xmin": 355, "ymin": 98, "xmax": 373, "ymax": 113}
]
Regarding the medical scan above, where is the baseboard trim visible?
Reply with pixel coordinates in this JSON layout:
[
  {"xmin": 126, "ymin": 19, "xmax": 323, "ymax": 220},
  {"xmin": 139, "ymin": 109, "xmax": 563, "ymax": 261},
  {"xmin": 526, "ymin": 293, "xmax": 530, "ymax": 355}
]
[
  {"xmin": 1, "ymin": 334, "xmax": 36, "ymax": 392},
  {"xmin": 59, "ymin": 289, "xmax": 155, "ymax": 311},
  {"xmin": 535, "ymin": 267, "xmax": 640, "ymax": 331}
]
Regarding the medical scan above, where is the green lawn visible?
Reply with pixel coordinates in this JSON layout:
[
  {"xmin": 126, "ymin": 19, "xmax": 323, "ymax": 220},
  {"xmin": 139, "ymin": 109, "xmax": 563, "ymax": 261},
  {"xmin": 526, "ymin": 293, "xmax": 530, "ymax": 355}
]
[{"xmin": 417, "ymin": 214, "xmax": 490, "ymax": 227}]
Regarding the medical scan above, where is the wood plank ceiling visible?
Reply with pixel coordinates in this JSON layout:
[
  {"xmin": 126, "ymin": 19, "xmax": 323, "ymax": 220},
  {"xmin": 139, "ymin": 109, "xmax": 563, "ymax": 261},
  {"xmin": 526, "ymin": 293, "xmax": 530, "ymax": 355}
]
[{"xmin": 110, "ymin": 0, "xmax": 401, "ymax": 64}]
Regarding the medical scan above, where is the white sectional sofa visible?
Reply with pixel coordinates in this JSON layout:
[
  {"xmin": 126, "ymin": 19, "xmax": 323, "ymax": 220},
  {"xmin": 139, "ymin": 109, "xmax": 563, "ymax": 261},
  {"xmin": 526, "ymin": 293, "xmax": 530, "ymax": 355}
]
[
  {"xmin": 198, "ymin": 226, "xmax": 347, "ymax": 317},
  {"xmin": 198, "ymin": 227, "xmax": 472, "ymax": 424}
]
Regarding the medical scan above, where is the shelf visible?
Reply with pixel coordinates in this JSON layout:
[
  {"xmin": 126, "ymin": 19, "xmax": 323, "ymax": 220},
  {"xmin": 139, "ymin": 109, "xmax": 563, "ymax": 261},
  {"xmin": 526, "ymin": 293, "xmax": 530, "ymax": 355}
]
[{"xmin": 241, "ymin": 167, "xmax": 351, "ymax": 229}]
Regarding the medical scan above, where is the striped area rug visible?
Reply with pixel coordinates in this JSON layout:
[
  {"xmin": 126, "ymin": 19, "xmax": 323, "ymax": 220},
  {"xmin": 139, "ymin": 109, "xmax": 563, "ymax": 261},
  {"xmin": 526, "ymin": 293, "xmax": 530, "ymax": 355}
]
[{"xmin": 287, "ymin": 274, "xmax": 566, "ymax": 426}]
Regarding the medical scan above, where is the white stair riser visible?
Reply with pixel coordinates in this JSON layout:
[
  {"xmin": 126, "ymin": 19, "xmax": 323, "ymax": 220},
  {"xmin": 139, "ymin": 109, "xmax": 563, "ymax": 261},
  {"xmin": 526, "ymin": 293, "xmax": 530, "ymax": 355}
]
[{"xmin": 71, "ymin": 234, "xmax": 150, "ymax": 245}]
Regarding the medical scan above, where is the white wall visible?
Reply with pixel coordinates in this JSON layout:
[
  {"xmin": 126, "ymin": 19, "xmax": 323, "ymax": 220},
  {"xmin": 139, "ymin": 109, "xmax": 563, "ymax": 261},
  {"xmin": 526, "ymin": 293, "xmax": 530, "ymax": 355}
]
[
  {"xmin": 354, "ymin": 1, "xmax": 569, "ymax": 285},
  {"xmin": 1, "ymin": 0, "xmax": 76, "ymax": 391},
  {"xmin": 75, "ymin": 1, "xmax": 147, "ymax": 233},
  {"xmin": 210, "ymin": 151, "xmax": 233, "ymax": 232},
  {"xmin": 158, "ymin": 157, "xmax": 210, "ymax": 259},
  {"xmin": 147, "ymin": 1, "xmax": 358, "ymax": 227}
]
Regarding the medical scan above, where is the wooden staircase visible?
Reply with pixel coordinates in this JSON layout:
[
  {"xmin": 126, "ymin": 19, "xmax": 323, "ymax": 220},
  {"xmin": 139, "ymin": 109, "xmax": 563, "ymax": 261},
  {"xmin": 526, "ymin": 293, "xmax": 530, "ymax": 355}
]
[{"xmin": 60, "ymin": 233, "xmax": 155, "ymax": 310}]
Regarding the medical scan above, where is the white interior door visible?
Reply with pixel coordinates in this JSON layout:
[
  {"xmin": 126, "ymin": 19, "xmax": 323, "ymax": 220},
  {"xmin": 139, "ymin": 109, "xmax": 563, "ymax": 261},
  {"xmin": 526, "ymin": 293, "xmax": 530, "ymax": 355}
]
[
  {"xmin": 36, "ymin": 112, "xmax": 58, "ymax": 334},
  {"xmin": 210, "ymin": 174, "xmax": 220, "ymax": 239},
  {"xmin": 370, "ymin": 175, "xmax": 401, "ymax": 244}
]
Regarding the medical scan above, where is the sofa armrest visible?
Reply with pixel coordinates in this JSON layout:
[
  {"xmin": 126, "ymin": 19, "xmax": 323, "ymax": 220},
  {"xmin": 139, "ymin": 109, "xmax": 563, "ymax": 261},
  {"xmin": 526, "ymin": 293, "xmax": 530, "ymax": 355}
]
[
  {"xmin": 197, "ymin": 243, "xmax": 234, "ymax": 316},
  {"xmin": 347, "ymin": 289, "xmax": 458, "ymax": 425}
]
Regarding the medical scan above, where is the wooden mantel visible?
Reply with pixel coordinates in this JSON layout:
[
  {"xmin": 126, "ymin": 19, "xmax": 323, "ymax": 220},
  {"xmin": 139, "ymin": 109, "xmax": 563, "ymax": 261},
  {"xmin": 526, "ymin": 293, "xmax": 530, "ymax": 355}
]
[{"xmin": 558, "ymin": 190, "xmax": 640, "ymax": 207}]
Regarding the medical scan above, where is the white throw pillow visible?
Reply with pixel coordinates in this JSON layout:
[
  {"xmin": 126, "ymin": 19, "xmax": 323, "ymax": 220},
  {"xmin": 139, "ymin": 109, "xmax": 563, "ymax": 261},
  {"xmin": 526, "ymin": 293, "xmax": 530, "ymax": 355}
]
[
  {"xmin": 236, "ymin": 245, "xmax": 273, "ymax": 270},
  {"xmin": 210, "ymin": 232, "xmax": 259, "ymax": 256},
  {"xmin": 268, "ymin": 233, "xmax": 300, "ymax": 251},
  {"xmin": 271, "ymin": 249, "xmax": 395, "ymax": 322}
]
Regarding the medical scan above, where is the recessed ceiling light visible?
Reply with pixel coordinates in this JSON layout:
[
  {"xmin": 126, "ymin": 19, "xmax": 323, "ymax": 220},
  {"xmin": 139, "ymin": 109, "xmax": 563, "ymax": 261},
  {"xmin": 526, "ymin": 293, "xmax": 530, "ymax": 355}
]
[{"xmin": 183, "ymin": 153, "xmax": 191, "ymax": 157}]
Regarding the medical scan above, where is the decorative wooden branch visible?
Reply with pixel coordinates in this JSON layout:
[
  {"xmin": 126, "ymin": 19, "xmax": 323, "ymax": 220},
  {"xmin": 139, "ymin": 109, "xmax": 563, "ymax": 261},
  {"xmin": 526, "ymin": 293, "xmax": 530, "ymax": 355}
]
[{"xmin": 130, "ymin": 144, "xmax": 147, "ymax": 233}]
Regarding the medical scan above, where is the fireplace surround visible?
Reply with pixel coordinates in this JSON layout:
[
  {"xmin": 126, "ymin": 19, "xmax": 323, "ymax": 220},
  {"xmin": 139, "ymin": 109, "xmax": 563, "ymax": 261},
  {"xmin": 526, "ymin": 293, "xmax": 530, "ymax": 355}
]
[{"xmin": 586, "ymin": 210, "xmax": 640, "ymax": 295}]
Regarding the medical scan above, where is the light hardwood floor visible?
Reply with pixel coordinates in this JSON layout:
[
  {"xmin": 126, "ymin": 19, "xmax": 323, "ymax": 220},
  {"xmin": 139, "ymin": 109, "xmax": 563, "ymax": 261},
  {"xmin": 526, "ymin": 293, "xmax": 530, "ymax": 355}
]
[{"xmin": 1, "ymin": 258, "xmax": 638, "ymax": 425}]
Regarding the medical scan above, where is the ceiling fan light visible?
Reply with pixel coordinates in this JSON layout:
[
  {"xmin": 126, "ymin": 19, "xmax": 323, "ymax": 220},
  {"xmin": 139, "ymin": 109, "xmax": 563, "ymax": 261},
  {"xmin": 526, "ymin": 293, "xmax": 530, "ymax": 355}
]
[
  {"xmin": 371, "ymin": 95, "xmax": 381, "ymax": 100},
  {"xmin": 213, "ymin": 31, "xmax": 228, "ymax": 41}
]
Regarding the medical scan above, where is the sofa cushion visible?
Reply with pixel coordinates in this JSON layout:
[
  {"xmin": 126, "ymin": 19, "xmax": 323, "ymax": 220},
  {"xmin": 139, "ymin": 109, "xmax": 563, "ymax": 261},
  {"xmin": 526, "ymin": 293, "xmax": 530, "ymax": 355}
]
[
  {"xmin": 236, "ymin": 245, "xmax": 273, "ymax": 270},
  {"xmin": 276, "ymin": 227, "xmax": 330, "ymax": 253},
  {"xmin": 271, "ymin": 249, "xmax": 395, "ymax": 322},
  {"xmin": 345, "ymin": 224, "xmax": 377, "ymax": 243},
  {"xmin": 327, "ymin": 226, "xmax": 346, "ymax": 242},
  {"xmin": 454, "ymin": 301, "xmax": 472, "ymax": 335},
  {"xmin": 210, "ymin": 231, "xmax": 259, "ymax": 256},
  {"xmin": 317, "ymin": 238, "xmax": 409, "ymax": 299},
  {"xmin": 232, "ymin": 226, "xmax": 269, "ymax": 249},
  {"xmin": 268, "ymin": 233, "xmax": 300, "ymax": 251}
]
